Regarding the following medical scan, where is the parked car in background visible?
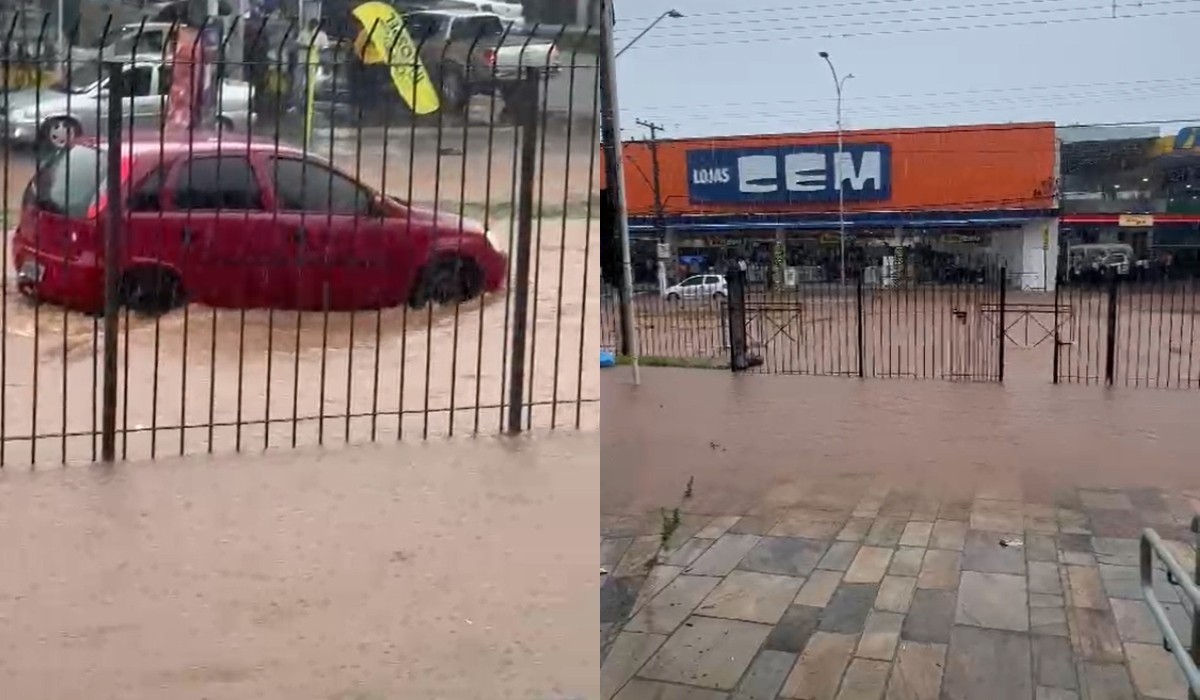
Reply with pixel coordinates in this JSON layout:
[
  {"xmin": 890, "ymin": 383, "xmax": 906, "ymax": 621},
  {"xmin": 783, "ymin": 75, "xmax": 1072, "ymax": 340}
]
[
  {"xmin": 13, "ymin": 134, "xmax": 508, "ymax": 313},
  {"xmin": 69, "ymin": 21, "xmax": 177, "ymax": 63},
  {"xmin": 432, "ymin": 0, "xmax": 526, "ymax": 29},
  {"xmin": 0, "ymin": 59, "xmax": 254, "ymax": 149},
  {"xmin": 663, "ymin": 274, "xmax": 728, "ymax": 301}
]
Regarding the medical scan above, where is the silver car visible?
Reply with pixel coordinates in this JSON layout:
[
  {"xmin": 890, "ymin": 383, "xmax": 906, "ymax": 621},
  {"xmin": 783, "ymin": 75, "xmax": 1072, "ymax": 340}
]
[{"xmin": 0, "ymin": 59, "xmax": 254, "ymax": 149}]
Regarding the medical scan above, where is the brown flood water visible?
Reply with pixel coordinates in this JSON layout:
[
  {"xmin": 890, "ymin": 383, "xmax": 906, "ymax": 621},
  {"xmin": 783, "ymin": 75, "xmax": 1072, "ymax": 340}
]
[{"xmin": 0, "ymin": 432, "xmax": 599, "ymax": 699}]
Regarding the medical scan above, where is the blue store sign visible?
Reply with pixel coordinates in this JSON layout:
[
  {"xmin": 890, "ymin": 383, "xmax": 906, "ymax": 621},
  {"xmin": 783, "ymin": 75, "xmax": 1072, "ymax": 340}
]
[{"xmin": 685, "ymin": 143, "xmax": 892, "ymax": 205}]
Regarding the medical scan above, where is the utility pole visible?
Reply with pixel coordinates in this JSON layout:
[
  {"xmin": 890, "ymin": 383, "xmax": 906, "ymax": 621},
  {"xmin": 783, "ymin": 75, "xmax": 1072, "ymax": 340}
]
[
  {"xmin": 599, "ymin": 0, "xmax": 640, "ymax": 382},
  {"xmin": 635, "ymin": 118, "xmax": 666, "ymax": 239}
]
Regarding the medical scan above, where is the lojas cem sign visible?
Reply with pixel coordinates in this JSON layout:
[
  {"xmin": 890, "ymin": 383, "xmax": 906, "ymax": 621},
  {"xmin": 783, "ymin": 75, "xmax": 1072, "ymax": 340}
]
[{"xmin": 685, "ymin": 143, "xmax": 892, "ymax": 205}]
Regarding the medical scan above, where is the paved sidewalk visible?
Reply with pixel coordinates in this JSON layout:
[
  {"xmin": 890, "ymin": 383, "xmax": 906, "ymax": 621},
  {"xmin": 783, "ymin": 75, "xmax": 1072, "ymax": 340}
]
[{"xmin": 601, "ymin": 476, "xmax": 1197, "ymax": 700}]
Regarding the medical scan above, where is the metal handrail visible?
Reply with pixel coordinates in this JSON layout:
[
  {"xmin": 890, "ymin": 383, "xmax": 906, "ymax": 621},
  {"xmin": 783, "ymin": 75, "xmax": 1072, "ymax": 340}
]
[{"xmin": 1140, "ymin": 518, "xmax": 1200, "ymax": 699}]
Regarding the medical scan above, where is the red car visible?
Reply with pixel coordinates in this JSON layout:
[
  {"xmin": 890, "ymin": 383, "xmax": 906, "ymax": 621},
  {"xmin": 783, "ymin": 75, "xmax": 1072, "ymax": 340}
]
[{"xmin": 13, "ymin": 133, "xmax": 508, "ymax": 313}]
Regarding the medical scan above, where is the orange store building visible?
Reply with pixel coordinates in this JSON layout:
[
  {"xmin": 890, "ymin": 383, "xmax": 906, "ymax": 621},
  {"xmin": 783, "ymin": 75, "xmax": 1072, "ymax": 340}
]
[{"xmin": 610, "ymin": 121, "xmax": 1061, "ymax": 290}]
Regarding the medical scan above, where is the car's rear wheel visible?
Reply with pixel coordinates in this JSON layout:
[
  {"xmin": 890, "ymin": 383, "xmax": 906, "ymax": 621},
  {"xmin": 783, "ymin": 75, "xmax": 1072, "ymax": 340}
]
[
  {"xmin": 120, "ymin": 266, "xmax": 184, "ymax": 315},
  {"xmin": 667, "ymin": 292, "xmax": 680, "ymax": 301},
  {"xmin": 410, "ymin": 256, "xmax": 484, "ymax": 308},
  {"xmin": 712, "ymin": 291, "xmax": 727, "ymax": 300},
  {"xmin": 40, "ymin": 117, "xmax": 80, "ymax": 150}
]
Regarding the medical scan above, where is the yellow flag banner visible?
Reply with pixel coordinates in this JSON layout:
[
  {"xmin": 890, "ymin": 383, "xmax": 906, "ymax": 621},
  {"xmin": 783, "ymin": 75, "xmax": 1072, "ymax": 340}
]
[{"xmin": 351, "ymin": 1, "xmax": 441, "ymax": 115}]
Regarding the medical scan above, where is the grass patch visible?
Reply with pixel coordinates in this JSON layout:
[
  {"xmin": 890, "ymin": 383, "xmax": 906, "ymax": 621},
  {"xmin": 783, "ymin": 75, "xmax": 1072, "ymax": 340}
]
[{"xmin": 616, "ymin": 354, "xmax": 726, "ymax": 369}]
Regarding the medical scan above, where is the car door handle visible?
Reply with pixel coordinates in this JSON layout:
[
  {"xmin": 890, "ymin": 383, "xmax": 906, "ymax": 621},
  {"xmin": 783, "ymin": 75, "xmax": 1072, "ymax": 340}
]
[{"xmin": 181, "ymin": 226, "xmax": 195, "ymax": 246}]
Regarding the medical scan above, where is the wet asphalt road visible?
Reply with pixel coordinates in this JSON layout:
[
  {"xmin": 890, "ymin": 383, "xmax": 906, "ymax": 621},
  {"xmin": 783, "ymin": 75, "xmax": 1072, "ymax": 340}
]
[{"xmin": 0, "ymin": 131, "xmax": 599, "ymax": 467}]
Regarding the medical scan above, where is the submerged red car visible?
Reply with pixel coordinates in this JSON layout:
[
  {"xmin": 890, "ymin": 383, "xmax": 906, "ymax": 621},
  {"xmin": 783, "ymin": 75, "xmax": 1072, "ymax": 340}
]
[{"xmin": 13, "ymin": 133, "xmax": 508, "ymax": 313}]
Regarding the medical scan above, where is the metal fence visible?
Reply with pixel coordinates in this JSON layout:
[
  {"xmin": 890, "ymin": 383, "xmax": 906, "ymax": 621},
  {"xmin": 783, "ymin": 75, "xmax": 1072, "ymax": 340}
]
[
  {"xmin": 602, "ymin": 260, "xmax": 1006, "ymax": 382},
  {"xmin": 1054, "ymin": 273, "xmax": 1200, "ymax": 388},
  {"xmin": 0, "ymin": 15, "xmax": 599, "ymax": 466}
]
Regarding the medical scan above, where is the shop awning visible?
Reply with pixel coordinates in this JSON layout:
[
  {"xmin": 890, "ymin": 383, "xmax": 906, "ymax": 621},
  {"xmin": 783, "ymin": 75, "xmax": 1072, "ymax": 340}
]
[{"xmin": 628, "ymin": 208, "xmax": 1058, "ymax": 233}]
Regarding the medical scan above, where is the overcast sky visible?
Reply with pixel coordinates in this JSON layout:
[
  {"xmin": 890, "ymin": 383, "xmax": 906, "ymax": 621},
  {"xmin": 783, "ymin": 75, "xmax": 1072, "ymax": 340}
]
[{"xmin": 612, "ymin": 0, "xmax": 1197, "ymax": 140}]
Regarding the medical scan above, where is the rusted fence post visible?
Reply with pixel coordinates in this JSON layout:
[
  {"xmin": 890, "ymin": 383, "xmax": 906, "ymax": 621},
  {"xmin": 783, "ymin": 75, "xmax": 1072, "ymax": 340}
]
[
  {"xmin": 506, "ymin": 67, "xmax": 540, "ymax": 434},
  {"xmin": 101, "ymin": 59, "xmax": 123, "ymax": 462}
]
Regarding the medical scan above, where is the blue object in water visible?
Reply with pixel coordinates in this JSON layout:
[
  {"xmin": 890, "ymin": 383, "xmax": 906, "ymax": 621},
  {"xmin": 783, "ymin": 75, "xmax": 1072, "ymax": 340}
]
[{"xmin": 600, "ymin": 350, "xmax": 616, "ymax": 368}]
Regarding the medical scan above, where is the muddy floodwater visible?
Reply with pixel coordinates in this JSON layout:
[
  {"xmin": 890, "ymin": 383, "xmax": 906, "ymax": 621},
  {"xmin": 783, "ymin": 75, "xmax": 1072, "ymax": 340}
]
[{"xmin": 0, "ymin": 130, "xmax": 599, "ymax": 466}]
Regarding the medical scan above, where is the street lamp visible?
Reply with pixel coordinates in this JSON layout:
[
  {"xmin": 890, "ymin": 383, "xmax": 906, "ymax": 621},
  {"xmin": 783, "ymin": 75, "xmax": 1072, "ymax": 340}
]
[
  {"xmin": 819, "ymin": 50, "xmax": 854, "ymax": 286},
  {"xmin": 615, "ymin": 9, "xmax": 683, "ymax": 57}
]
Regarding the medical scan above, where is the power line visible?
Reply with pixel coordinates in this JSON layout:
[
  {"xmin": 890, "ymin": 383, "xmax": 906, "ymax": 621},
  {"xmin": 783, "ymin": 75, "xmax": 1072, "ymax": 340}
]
[
  {"xmin": 614, "ymin": 0, "xmax": 1129, "ymax": 38},
  {"xmin": 630, "ymin": 75, "xmax": 1200, "ymax": 115},
  {"xmin": 626, "ymin": 6, "xmax": 1200, "ymax": 51},
  {"xmin": 616, "ymin": 0, "xmax": 1036, "ymax": 23}
]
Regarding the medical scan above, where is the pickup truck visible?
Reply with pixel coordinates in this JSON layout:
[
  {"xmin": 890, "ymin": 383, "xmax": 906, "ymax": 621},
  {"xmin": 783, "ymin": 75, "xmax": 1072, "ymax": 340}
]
[{"xmin": 404, "ymin": 8, "xmax": 560, "ymax": 109}]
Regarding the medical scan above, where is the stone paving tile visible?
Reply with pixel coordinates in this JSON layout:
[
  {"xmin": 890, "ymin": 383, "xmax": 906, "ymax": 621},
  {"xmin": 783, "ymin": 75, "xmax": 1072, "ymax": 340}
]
[
  {"xmin": 765, "ymin": 604, "xmax": 823, "ymax": 653},
  {"xmin": 733, "ymin": 649, "xmax": 796, "ymax": 700},
  {"xmin": 838, "ymin": 518, "xmax": 873, "ymax": 542},
  {"xmin": 616, "ymin": 536, "xmax": 664, "ymax": 577},
  {"xmin": 970, "ymin": 500, "xmax": 1024, "ymax": 532},
  {"xmin": 625, "ymin": 575, "xmax": 723, "ymax": 635},
  {"xmin": 698, "ymin": 571, "xmax": 805, "ymax": 625},
  {"xmin": 604, "ymin": 538, "xmax": 635, "ymax": 567},
  {"xmin": 780, "ymin": 631, "xmax": 858, "ymax": 700},
  {"xmin": 902, "ymin": 589, "xmax": 957, "ymax": 644},
  {"xmin": 601, "ymin": 631, "xmax": 668, "ymax": 700},
  {"xmin": 1033, "ymin": 635, "xmax": 1078, "ymax": 690},
  {"xmin": 845, "ymin": 547, "xmax": 894, "ymax": 584},
  {"xmin": 1079, "ymin": 490, "xmax": 1134, "ymax": 511},
  {"xmin": 942, "ymin": 625, "xmax": 1033, "ymax": 700},
  {"xmin": 875, "ymin": 576, "xmax": 918, "ymax": 614},
  {"xmin": 857, "ymin": 611, "xmax": 904, "ymax": 661},
  {"xmin": 737, "ymin": 536, "xmax": 827, "ymax": 577},
  {"xmin": 911, "ymin": 498, "xmax": 941, "ymax": 523},
  {"xmin": 820, "ymin": 583, "xmax": 880, "ymax": 634},
  {"xmin": 1108, "ymin": 597, "xmax": 1161, "ymax": 644},
  {"xmin": 1086, "ymin": 509, "xmax": 1144, "ymax": 539},
  {"xmin": 962, "ymin": 529, "xmax": 1026, "ymax": 574},
  {"xmin": 1060, "ymin": 550, "xmax": 1098, "ymax": 567},
  {"xmin": 613, "ymin": 679, "xmax": 729, "ymax": 700},
  {"xmin": 730, "ymin": 516, "xmax": 779, "ymax": 536},
  {"xmin": 1030, "ymin": 561, "xmax": 1065, "ymax": 595},
  {"xmin": 687, "ymin": 534, "xmax": 762, "ymax": 577},
  {"xmin": 1031, "ymin": 606, "xmax": 1069, "ymax": 637},
  {"xmin": 879, "ymin": 492, "xmax": 918, "ymax": 519},
  {"xmin": 1066, "ymin": 566, "xmax": 1108, "ymax": 609},
  {"xmin": 864, "ymin": 518, "xmax": 907, "ymax": 547},
  {"xmin": 885, "ymin": 641, "xmax": 946, "ymax": 700},
  {"xmin": 938, "ymin": 500, "xmax": 973, "ymax": 521},
  {"xmin": 794, "ymin": 569, "xmax": 845, "ymax": 608},
  {"xmin": 1058, "ymin": 509, "xmax": 1092, "ymax": 536},
  {"xmin": 1058, "ymin": 533, "xmax": 1093, "ymax": 553},
  {"xmin": 604, "ymin": 513, "xmax": 659, "ymax": 538},
  {"xmin": 696, "ymin": 516, "xmax": 743, "ymax": 540},
  {"xmin": 1090, "ymin": 538, "xmax": 1140, "ymax": 567},
  {"xmin": 631, "ymin": 566, "xmax": 686, "ymax": 617},
  {"xmin": 1098, "ymin": 563, "xmax": 1181, "ymax": 602},
  {"xmin": 819, "ymin": 542, "xmax": 862, "ymax": 572},
  {"xmin": 639, "ymin": 615, "xmax": 773, "ymax": 690},
  {"xmin": 899, "ymin": 522, "xmax": 934, "ymax": 548},
  {"xmin": 664, "ymin": 514, "xmax": 719, "ymax": 551},
  {"xmin": 771, "ymin": 513, "xmax": 846, "ymax": 540},
  {"xmin": 1067, "ymin": 606, "xmax": 1124, "ymax": 663},
  {"xmin": 956, "ymin": 571, "xmax": 1029, "ymax": 632},
  {"xmin": 917, "ymin": 549, "xmax": 961, "ymax": 590},
  {"xmin": 1077, "ymin": 662, "xmax": 1136, "ymax": 700},
  {"xmin": 889, "ymin": 547, "xmax": 927, "ymax": 577},
  {"xmin": 1037, "ymin": 688, "xmax": 1079, "ymax": 700},
  {"xmin": 1031, "ymin": 593, "xmax": 1065, "ymax": 607},
  {"xmin": 1161, "ymin": 601, "xmax": 1193, "ymax": 649},
  {"xmin": 1026, "ymin": 534, "xmax": 1059, "ymax": 562},
  {"xmin": 930, "ymin": 520, "xmax": 967, "ymax": 551},
  {"xmin": 1125, "ymin": 642, "xmax": 1189, "ymax": 700},
  {"xmin": 663, "ymin": 538, "xmax": 716, "ymax": 567},
  {"xmin": 1026, "ymin": 512, "xmax": 1061, "ymax": 534},
  {"xmin": 836, "ymin": 658, "xmax": 891, "ymax": 700}
]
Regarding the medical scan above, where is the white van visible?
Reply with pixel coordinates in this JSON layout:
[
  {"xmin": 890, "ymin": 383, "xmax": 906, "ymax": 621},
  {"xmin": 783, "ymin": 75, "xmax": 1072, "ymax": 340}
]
[{"xmin": 433, "ymin": 0, "xmax": 525, "ymax": 28}]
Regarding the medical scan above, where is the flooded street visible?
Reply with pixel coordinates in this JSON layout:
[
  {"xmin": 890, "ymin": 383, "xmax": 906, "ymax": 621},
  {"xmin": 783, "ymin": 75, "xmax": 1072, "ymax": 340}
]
[
  {"xmin": 0, "ymin": 127, "xmax": 599, "ymax": 466},
  {"xmin": 602, "ymin": 364, "xmax": 1200, "ymax": 517},
  {"xmin": 0, "ymin": 432, "xmax": 599, "ymax": 699}
]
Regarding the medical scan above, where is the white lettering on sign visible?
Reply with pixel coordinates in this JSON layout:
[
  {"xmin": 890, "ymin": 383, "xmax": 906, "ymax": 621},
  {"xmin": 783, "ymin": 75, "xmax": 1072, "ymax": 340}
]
[
  {"xmin": 833, "ymin": 150, "xmax": 882, "ymax": 191},
  {"xmin": 783, "ymin": 152, "xmax": 826, "ymax": 192},
  {"xmin": 691, "ymin": 167, "xmax": 731, "ymax": 185},
  {"xmin": 737, "ymin": 155, "xmax": 777, "ymax": 193}
]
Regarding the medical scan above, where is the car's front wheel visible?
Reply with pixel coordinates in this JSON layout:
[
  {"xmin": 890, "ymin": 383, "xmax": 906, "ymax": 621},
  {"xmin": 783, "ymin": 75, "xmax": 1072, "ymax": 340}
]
[
  {"xmin": 409, "ymin": 256, "xmax": 484, "ymax": 308},
  {"xmin": 712, "ymin": 291, "xmax": 727, "ymax": 300},
  {"xmin": 666, "ymin": 292, "xmax": 680, "ymax": 301},
  {"xmin": 40, "ymin": 117, "xmax": 80, "ymax": 150},
  {"xmin": 120, "ymin": 266, "xmax": 184, "ymax": 315}
]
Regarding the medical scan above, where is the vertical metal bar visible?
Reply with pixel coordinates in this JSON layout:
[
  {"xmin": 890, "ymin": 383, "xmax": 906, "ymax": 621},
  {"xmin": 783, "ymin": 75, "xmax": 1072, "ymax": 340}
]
[
  {"xmin": 1190, "ymin": 515, "xmax": 1200, "ymax": 700},
  {"xmin": 101, "ymin": 60, "xmax": 124, "ymax": 463},
  {"xmin": 727, "ymin": 268, "xmax": 748, "ymax": 371},
  {"xmin": 1053, "ymin": 273, "xmax": 1061, "ymax": 384},
  {"xmin": 998, "ymin": 265, "xmax": 1006, "ymax": 382},
  {"xmin": 506, "ymin": 67, "xmax": 540, "ymax": 434},
  {"xmin": 1105, "ymin": 270, "xmax": 1119, "ymax": 386},
  {"xmin": 856, "ymin": 274, "xmax": 864, "ymax": 378}
]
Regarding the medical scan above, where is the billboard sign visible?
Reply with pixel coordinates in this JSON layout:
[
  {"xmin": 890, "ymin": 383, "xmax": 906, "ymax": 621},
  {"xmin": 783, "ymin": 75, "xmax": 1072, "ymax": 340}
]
[{"xmin": 685, "ymin": 143, "xmax": 892, "ymax": 205}]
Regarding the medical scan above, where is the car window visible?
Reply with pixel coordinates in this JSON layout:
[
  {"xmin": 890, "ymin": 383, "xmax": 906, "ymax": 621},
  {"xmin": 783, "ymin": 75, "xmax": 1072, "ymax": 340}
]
[
  {"xmin": 115, "ymin": 66, "xmax": 154, "ymax": 98},
  {"xmin": 25, "ymin": 145, "xmax": 105, "ymax": 218},
  {"xmin": 267, "ymin": 157, "xmax": 372, "ymax": 215},
  {"xmin": 128, "ymin": 163, "xmax": 170, "ymax": 212},
  {"xmin": 449, "ymin": 15, "xmax": 504, "ymax": 40},
  {"xmin": 405, "ymin": 13, "xmax": 445, "ymax": 42},
  {"xmin": 171, "ymin": 156, "xmax": 264, "ymax": 211},
  {"xmin": 157, "ymin": 65, "xmax": 172, "ymax": 96},
  {"xmin": 681, "ymin": 276, "xmax": 703, "ymax": 286}
]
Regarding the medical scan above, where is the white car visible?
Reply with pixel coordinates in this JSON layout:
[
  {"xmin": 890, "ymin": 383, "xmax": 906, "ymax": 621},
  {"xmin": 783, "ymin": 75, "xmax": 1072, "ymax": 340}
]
[{"xmin": 664, "ymin": 274, "xmax": 728, "ymax": 301}]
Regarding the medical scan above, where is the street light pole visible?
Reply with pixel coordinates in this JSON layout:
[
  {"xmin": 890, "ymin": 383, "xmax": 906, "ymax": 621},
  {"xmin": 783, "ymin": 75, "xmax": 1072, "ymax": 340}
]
[
  {"xmin": 819, "ymin": 51, "xmax": 853, "ymax": 286},
  {"xmin": 615, "ymin": 9, "xmax": 683, "ymax": 57}
]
